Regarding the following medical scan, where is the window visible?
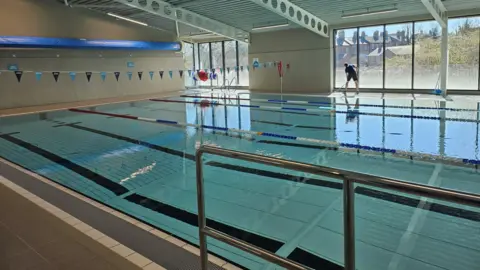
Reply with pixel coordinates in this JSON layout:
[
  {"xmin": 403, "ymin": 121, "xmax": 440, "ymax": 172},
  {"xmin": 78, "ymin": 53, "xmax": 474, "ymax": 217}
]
[
  {"xmin": 358, "ymin": 25, "xmax": 384, "ymax": 88},
  {"xmin": 238, "ymin": 42, "xmax": 249, "ymax": 86},
  {"xmin": 333, "ymin": 16, "xmax": 480, "ymax": 91},
  {"xmin": 183, "ymin": 43, "xmax": 194, "ymax": 87},
  {"xmin": 334, "ymin": 28, "xmax": 358, "ymax": 88},
  {"xmin": 414, "ymin": 20, "xmax": 442, "ymax": 89},
  {"xmin": 448, "ymin": 16, "xmax": 480, "ymax": 90},
  {"xmin": 211, "ymin": 42, "xmax": 223, "ymax": 87},
  {"xmin": 224, "ymin": 41, "xmax": 237, "ymax": 87},
  {"xmin": 385, "ymin": 23, "xmax": 413, "ymax": 89},
  {"xmin": 198, "ymin": 43, "xmax": 210, "ymax": 86}
]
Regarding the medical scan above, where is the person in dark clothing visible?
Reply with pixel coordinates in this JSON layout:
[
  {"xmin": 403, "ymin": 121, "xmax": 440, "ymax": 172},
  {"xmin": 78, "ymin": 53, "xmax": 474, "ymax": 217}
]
[
  {"xmin": 345, "ymin": 97, "xmax": 360, "ymax": 123},
  {"xmin": 344, "ymin": 63, "xmax": 359, "ymax": 94}
]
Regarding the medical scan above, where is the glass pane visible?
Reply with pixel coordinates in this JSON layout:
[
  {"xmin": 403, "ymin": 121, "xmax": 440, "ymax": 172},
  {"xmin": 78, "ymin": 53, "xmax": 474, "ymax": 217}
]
[
  {"xmin": 194, "ymin": 43, "xmax": 199, "ymax": 72},
  {"xmin": 385, "ymin": 23, "xmax": 413, "ymax": 89},
  {"xmin": 183, "ymin": 43, "xmax": 194, "ymax": 87},
  {"xmin": 448, "ymin": 16, "xmax": 480, "ymax": 90},
  {"xmin": 211, "ymin": 42, "xmax": 223, "ymax": 87},
  {"xmin": 334, "ymin": 28, "xmax": 358, "ymax": 88},
  {"xmin": 198, "ymin": 43, "xmax": 210, "ymax": 86},
  {"xmin": 224, "ymin": 41, "xmax": 237, "ymax": 87},
  {"xmin": 414, "ymin": 20, "xmax": 442, "ymax": 89},
  {"xmin": 358, "ymin": 25, "xmax": 384, "ymax": 88},
  {"xmin": 238, "ymin": 42, "xmax": 249, "ymax": 86}
]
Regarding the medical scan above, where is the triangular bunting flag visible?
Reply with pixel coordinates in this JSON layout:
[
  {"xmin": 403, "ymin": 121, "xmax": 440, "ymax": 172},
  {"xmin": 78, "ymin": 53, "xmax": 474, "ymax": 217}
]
[
  {"xmin": 287, "ymin": 63, "xmax": 290, "ymax": 69},
  {"xmin": 179, "ymin": 70, "xmax": 183, "ymax": 78},
  {"xmin": 86, "ymin": 72, "xmax": 92, "ymax": 82},
  {"xmin": 114, "ymin": 72, "xmax": 120, "ymax": 81},
  {"xmin": 168, "ymin": 70, "xmax": 173, "ymax": 79},
  {"xmin": 138, "ymin": 71, "xmax": 143, "ymax": 80},
  {"xmin": 69, "ymin": 72, "xmax": 76, "ymax": 81},
  {"xmin": 159, "ymin": 71, "xmax": 164, "ymax": 79},
  {"xmin": 220, "ymin": 68, "xmax": 223, "ymax": 74},
  {"xmin": 247, "ymin": 66, "xmax": 250, "ymax": 71},
  {"xmin": 240, "ymin": 66, "xmax": 244, "ymax": 72},
  {"xmin": 100, "ymin": 72, "xmax": 107, "ymax": 82},
  {"xmin": 227, "ymin": 67, "xmax": 230, "ymax": 73},
  {"xmin": 127, "ymin": 72, "xmax": 133, "ymax": 80},
  {"xmin": 188, "ymin": 70, "xmax": 192, "ymax": 77},
  {"xmin": 52, "ymin": 72, "xmax": 60, "ymax": 82},
  {"xmin": 263, "ymin": 63, "xmax": 267, "ymax": 68},
  {"xmin": 149, "ymin": 71, "xmax": 154, "ymax": 80},
  {"xmin": 15, "ymin": 71, "xmax": 23, "ymax": 82},
  {"xmin": 35, "ymin": 72, "xmax": 42, "ymax": 81}
]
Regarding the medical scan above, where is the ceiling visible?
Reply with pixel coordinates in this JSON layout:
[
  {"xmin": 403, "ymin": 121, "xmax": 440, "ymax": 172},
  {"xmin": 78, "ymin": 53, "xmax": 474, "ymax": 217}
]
[{"xmin": 59, "ymin": 0, "xmax": 480, "ymax": 41}]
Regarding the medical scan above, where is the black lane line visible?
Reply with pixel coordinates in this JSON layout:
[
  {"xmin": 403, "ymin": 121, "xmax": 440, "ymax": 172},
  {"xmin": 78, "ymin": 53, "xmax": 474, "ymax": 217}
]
[
  {"xmin": 65, "ymin": 124, "xmax": 196, "ymax": 161},
  {"xmin": 258, "ymin": 140, "xmax": 340, "ymax": 151},
  {"xmin": 63, "ymin": 122, "xmax": 480, "ymax": 223},
  {"xmin": 52, "ymin": 121, "xmax": 83, "ymax": 128},
  {"xmin": 356, "ymin": 187, "xmax": 480, "ymax": 222},
  {"xmin": 287, "ymin": 248, "xmax": 343, "ymax": 270},
  {"xmin": 125, "ymin": 194, "xmax": 283, "ymax": 253},
  {"xmin": 252, "ymin": 120, "xmax": 335, "ymax": 130},
  {"xmin": 206, "ymin": 161, "xmax": 343, "ymax": 190},
  {"xmin": 0, "ymin": 134, "xmax": 128, "ymax": 196}
]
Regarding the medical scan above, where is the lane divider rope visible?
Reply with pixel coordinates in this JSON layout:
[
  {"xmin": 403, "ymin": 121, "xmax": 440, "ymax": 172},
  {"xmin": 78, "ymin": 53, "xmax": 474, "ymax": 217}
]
[
  {"xmin": 181, "ymin": 94, "xmax": 479, "ymax": 112},
  {"xmin": 68, "ymin": 108, "xmax": 480, "ymax": 166},
  {"xmin": 152, "ymin": 98, "xmax": 480, "ymax": 123}
]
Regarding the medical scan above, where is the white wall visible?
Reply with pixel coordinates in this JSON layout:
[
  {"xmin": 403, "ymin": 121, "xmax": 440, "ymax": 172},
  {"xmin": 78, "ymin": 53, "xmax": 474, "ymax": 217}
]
[
  {"xmin": 249, "ymin": 28, "xmax": 332, "ymax": 93},
  {"xmin": 0, "ymin": 0, "xmax": 183, "ymax": 110}
]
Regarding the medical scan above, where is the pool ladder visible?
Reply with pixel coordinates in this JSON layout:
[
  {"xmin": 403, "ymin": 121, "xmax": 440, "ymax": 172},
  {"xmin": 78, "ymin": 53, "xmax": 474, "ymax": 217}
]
[{"xmin": 195, "ymin": 145, "xmax": 480, "ymax": 270}]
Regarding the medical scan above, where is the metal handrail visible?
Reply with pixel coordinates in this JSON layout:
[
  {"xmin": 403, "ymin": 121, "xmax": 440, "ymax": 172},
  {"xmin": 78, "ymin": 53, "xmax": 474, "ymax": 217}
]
[{"xmin": 195, "ymin": 145, "xmax": 480, "ymax": 270}]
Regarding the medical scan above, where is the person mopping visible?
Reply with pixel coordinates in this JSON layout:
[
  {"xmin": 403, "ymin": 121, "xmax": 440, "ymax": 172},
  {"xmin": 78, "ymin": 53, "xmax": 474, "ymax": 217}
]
[{"xmin": 344, "ymin": 63, "xmax": 359, "ymax": 95}]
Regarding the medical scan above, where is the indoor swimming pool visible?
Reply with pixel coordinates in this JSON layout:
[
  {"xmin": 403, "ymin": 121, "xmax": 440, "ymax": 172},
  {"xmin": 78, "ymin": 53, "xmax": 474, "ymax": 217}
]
[{"xmin": 0, "ymin": 92, "xmax": 479, "ymax": 270}]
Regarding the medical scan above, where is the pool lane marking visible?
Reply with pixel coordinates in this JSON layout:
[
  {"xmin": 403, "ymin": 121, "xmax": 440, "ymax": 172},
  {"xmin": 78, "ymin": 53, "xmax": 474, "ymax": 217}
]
[
  {"xmin": 69, "ymin": 108, "xmax": 480, "ymax": 167},
  {"xmin": 61, "ymin": 117, "xmax": 480, "ymax": 224},
  {"xmin": 124, "ymin": 194, "xmax": 284, "ymax": 253},
  {"xmin": 164, "ymin": 98, "xmax": 480, "ymax": 123},
  {"xmin": 0, "ymin": 133, "xmax": 129, "ymax": 196},
  {"xmin": 265, "ymin": 195, "xmax": 343, "ymax": 270},
  {"xmin": 180, "ymin": 94, "xmax": 480, "ymax": 112},
  {"xmin": 387, "ymin": 164, "xmax": 443, "ymax": 270},
  {"xmin": 59, "ymin": 118, "xmax": 480, "ymax": 268}
]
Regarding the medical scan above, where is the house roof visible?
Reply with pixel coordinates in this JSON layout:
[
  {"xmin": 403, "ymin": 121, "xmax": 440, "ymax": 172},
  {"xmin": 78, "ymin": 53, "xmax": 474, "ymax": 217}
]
[{"xmin": 387, "ymin": 45, "xmax": 414, "ymax": 55}]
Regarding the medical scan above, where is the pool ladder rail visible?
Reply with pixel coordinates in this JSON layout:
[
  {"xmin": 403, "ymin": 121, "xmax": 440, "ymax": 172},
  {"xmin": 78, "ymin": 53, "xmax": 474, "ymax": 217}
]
[{"xmin": 195, "ymin": 145, "xmax": 480, "ymax": 270}]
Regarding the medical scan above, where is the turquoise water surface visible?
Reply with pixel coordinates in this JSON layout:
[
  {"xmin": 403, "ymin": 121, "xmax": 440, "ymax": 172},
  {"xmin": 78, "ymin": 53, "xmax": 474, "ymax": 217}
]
[{"xmin": 0, "ymin": 93, "xmax": 479, "ymax": 270}]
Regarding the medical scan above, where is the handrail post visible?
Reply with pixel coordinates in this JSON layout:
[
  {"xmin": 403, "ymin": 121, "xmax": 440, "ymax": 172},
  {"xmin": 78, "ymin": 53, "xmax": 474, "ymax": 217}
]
[
  {"xmin": 196, "ymin": 150, "xmax": 209, "ymax": 270},
  {"xmin": 343, "ymin": 178, "xmax": 356, "ymax": 270}
]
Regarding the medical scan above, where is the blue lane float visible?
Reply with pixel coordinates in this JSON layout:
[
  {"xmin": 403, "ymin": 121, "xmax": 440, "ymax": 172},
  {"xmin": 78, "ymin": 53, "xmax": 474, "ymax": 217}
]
[
  {"xmin": 153, "ymin": 98, "xmax": 480, "ymax": 123},
  {"xmin": 0, "ymin": 36, "xmax": 181, "ymax": 50},
  {"xmin": 183, "ymin": 94, "xmax": 479, "ymax": 112},
  {"xmin": 70, "ymin": 108, "xmax": 480, "ymax": 168}
]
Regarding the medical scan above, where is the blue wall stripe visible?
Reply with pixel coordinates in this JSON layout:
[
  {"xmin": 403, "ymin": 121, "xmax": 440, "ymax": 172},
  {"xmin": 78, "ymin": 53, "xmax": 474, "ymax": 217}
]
[
  {"xmin": 282, "ymin": 107, "xmax": 307, "ymax": 111},
  {"xmin": 0, "ymin": 36, "xmax": 181, "ymax": 51}
]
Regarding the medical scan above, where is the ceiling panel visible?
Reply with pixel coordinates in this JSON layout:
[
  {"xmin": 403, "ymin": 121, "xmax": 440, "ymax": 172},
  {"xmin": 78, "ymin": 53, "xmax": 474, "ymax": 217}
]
[{"xmin": 57, "ymin": 0, "xmax": 480, "ymax": 39}]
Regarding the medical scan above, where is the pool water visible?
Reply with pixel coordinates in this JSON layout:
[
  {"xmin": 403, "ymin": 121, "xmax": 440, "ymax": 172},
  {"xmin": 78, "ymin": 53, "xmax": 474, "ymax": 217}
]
[{"xmin": 0, "ymin": 93, "xmax": 479, "ymax": 270}]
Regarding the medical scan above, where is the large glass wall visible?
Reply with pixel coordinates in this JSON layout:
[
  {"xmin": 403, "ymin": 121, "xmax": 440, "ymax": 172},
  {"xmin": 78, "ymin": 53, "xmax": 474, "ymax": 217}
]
[
  {"xmin": 359, "ymin": 25, "xmax": 384, "ymax": 88},
  {"xmin": 183, "ymin": 42, "xmax": 194, "ymax": 87},
  {"xmin": 224, "ymin": 41, "xmax": 237, "ymax": 86},
  {"xmin": 211, "ymin": 42, "xmax": 223, "ymax": 87},
  {"xmin": 334, "ymin": 28, "xmax": 358, "ymax": 88},
  {"xmin": 238, "ymin": 42, "xmax": 249, "ymax": 86},
  {"xmin": 190, "ymin": 40, "xmax": 248, "ymax": 88},
  {"xmin": 448, "ymin": 16, "xmax": 480, "ymax": 90},
  {"xmin": 334, "ymin": 15, "xmax": 480, "ymax": 91},
  {"xmin": 385, "ymin": 23, "xmax": 413, "ymax": 88},
  {"xmin": 198, "ymin": 43, "xmax": 210, "ymax": 86},
  {"xmin": 414, "ymin": 20, "xmax": 442, "ymax": 89}
]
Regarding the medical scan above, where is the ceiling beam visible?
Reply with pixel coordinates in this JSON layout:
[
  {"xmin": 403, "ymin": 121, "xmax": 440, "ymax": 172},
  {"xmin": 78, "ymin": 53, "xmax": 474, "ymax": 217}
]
[
  {"xmin": 113, "ymin": 0, "xmax": 250, "ymax": 43},
  {"xmin": 247, "ymin": 0, "xmax": 329, "ymax": 38},
  {"xmin": 421, "ymin": 0, "xmax": 447, "ymax": 28}
]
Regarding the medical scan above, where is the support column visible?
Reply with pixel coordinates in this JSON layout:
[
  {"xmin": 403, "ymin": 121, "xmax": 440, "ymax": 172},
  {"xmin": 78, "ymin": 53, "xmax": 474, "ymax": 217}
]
[{"xmin": 440, "ymin": 20, "xmax": 449, "ymax": 96}]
